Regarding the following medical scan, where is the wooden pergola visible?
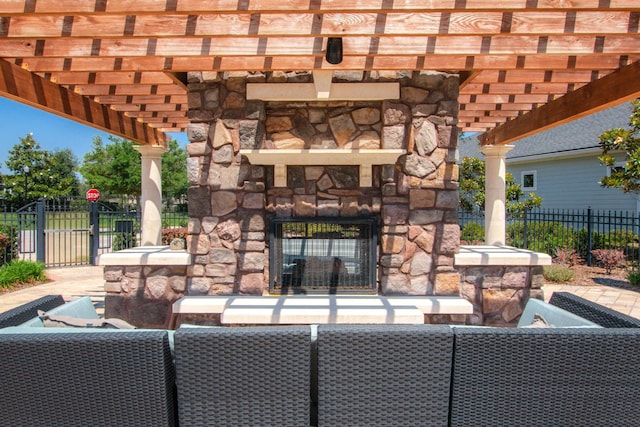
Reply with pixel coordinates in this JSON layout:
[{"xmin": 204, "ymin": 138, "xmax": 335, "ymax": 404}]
[{"xmin": 0, "ymin": 1, "xmax": 639, "ymax": 147}]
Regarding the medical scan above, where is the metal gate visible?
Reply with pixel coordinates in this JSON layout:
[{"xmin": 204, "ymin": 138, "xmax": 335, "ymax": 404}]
[{"xmin": 8, "ymin": 199, "xmax": 139, "ymax": 267}]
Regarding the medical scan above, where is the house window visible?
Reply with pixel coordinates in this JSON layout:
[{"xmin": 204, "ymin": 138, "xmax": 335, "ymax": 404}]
[
  {"xmin": 522, "ymin": 171, "xmax": 537, "ymax": 191},
  {"xmin": 608, "ymin": 162, "xmax": 625, "ymax": 176}
]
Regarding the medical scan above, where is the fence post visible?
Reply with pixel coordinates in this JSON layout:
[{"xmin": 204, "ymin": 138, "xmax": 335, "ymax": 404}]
[
  {"xmin": 523, "ymin": 208, "xmax": 528, "ymax": 249},
  {"xmin": 89, "ymin": 201, "xmax": 99, "ymax": 265},
  {"xmin": 35, "ymin": 199, "xmax": 45, "ymax": 263},
  {"xmin": 587, "ymin": 206, "xmax": 593, "ymax": 266}
]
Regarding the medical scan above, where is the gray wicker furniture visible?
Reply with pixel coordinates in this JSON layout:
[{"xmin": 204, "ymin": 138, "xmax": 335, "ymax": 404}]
[
  {"xmin": 0, "ymin": 330, "xmax": 176, "ymax": 427},
  {"xmin": 549, "ymin": 291, "xmax": 640, "ymax": 328},
  {"xmin": 316, "ymin": 324, "xmax": 453, "ymax": 427},
  {"xmin": 174, "ymin": 326, "xmax": 311, "ymax": 427},
  {"xmin": 450, "ymin": 327, "xmax": 640, "ymax": 426},
  {"xmin": 0, "ymin": 294, "xmax": 65, "ymax": 328},
  {"xmin": 1, "ymin": 293, "xmax": 640, "ymax": 426}
]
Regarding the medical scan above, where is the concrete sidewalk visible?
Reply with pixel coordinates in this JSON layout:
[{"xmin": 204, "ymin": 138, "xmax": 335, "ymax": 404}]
[
  {"xmin": 0, "ymin": 266, "xmax": 106, "ymax": 315},
  {"xmin": 1, "ymin": 266, "xmax": 640, "ymax": 321}
]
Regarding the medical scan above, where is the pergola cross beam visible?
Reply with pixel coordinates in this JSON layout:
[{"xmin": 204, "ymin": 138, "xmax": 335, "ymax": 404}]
[{"xmin": 0, "ymin": 59, "xmax": 166, "ymax": 147}]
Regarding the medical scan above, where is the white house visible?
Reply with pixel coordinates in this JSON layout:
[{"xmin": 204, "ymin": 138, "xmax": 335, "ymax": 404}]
[{"xmin": 459, "ymin": 102, "xmax": 638, "ymax": 213}]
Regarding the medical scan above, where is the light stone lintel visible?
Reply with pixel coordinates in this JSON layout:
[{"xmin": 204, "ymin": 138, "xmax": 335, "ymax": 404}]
[
  {"xmin": 247, "ymin": 79, "xmax": 399, "ymax": 101},
  {"xmin": 454, "ymin": 245, "xmax": 552, "ymax": 267},
  {"xmin": 97, "ymin": 246, "xmax": 191, "ymax": 266}
]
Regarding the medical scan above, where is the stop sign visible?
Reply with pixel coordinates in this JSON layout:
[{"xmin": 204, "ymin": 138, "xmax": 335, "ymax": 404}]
[{"xmin": 86, "ymin": 188, "xmax": 101, "ymax": 202}]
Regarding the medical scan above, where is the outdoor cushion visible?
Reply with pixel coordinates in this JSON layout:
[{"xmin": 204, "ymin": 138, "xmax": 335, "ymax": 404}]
[
  {"xmin": 19, "ymin": 296, "xmax": 99, "ymax": 327},
  {"xmin": 37, "ymin": 310, "xmax": 136, "ymax": 329},
  {"xmin": 517, "ymin": 298, "xmax": 601, "ymax": 328}
]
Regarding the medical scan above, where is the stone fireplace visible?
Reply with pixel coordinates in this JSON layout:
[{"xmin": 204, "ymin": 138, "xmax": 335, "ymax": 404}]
[
  {"xmin": 185, "ymin": 70, "xmax": 461, "ymax": 299},
  {"xmin": 102, "ymin": 69, "xmax": 509, "ymax": 328}
]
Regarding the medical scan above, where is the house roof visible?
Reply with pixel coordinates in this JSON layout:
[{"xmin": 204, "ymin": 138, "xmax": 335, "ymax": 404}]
[
  {"xmin": 458, "ymin": 102, "xmax": 634, "ymax": 161},
  {"xmin": 0, "ymin": 2, "xmax": 639, "ymax": 147}
]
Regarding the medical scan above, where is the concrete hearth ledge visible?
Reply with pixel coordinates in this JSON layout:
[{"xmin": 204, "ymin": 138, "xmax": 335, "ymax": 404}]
[
  {"xmin": 172, "ymin": 295, "xmax": 473, "ymax": 325},
  {"xmin": 97, "ymin": 246, "xmax": 191, "ymax": 266},
  {"xmin": 455, "ymin": 245, "xmax": 552, "ymax": 266}
]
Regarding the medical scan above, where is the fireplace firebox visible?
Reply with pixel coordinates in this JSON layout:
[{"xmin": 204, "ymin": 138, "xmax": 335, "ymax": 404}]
[{"xmin": 269, "ymin": 217, "xmax": 377, "ymax": 294}]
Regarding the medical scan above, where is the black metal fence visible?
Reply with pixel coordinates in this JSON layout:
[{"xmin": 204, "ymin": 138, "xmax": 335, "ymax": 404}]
[
  {"xmin": 0, "ymin": 199, "xmax": 188, "ymax": 268},
  {"xmin": 459, "ymin": 208, "xmax": 640, "ymax": 265}
]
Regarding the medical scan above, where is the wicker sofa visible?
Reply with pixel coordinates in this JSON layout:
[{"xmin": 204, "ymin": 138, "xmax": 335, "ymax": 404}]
[
  {"xmin": 0, "ymin": 294, "xmax": 65, "ymax": 328},
  {"xmin": 1, "ymin": 293, "xmax": 639, "ymax": 427}
]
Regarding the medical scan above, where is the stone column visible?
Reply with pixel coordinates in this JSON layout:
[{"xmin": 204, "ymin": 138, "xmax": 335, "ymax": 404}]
[
  {"xmin": 479, "ymin": 145, "xmax": 514, "ymax": 246},
  {"xmin": 134, "ymin": 145, "xmax": 168, "ymax": 246}
]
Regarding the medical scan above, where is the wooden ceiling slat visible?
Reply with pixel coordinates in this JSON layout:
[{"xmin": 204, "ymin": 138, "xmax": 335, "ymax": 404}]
[
  {"xmin": 4, "ymin": 37, "xmax": 638, "ymax": 61},
  {"xmin": 75, "ymin": 84, "xmax": 185, "ymax": 96},
  {"xmin": 2, "ymin": 12, "xmax": 638, "ymax": 38},
  {"xmin": 3, "ymin": 0, "xmax": 638, "ymax": 15},
  {"xmin": 96, "ymin": 94, "xmax": 187, "ymax": 104},
  {"xmin": 459, "ymin": 94, "xmax": 552, "ymax": 104},
  {"xmin": 48, "ymin": 71, "xmax": 175, "ymax": 85},
  {"xmin": 127, "ymin": 111, "xmax": 188, "ymax": 118},
  {"xmin": 461, "ymin": 103, "xmax": 534, "ymax": 111},
  {"xmin": 461, "ymin": 82, "xmax": 572, "ymax": 94}
]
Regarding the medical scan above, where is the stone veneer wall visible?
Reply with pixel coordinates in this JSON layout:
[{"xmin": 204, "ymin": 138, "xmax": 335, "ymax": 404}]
[
  {"xmin": 458, "ymin": 265, "xmax": 545, "ymax": 325},
  {"xmin": 184, "ymin": 70, "xmax": 461, "ymax": 301},
  {"xmin": 104, "ymin": 264, "xmax": 188, "ymax": 329}
]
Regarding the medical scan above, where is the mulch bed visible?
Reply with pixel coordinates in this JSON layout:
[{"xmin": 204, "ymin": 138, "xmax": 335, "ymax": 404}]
[{"xmin": 566, "ymin": 264, "xmax": 635, "ymax": 289}]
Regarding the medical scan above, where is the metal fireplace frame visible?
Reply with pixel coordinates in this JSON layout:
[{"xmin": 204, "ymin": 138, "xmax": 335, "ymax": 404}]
[{"xmin": 269, "ymin": 217, "xmax": 378, "ymax": 295}]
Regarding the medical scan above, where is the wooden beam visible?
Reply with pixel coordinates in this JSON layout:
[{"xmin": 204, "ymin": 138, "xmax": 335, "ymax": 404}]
[
  {"xmin": 0, "ymin": 59, "xmax": 165, "ymax": 146},
  {"xmin": 1, "ymin": 11, "xmax": 637, "ymax": 38},
  {"xmin": 480, "ymin": 61, "xmax": 640, "ymax": 146},
  {"xmin": 2, "ymin": 0, "xmax": 639, "ymax": 14}
]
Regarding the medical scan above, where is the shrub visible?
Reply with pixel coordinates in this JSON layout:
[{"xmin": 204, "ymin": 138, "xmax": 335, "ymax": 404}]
[
  {"xmin": 162, "ymin": 227, "xmax": 187, "ymax": 245},
  {"xmin": 591, "ymin": 249, "xmax": 626, "ymax": 274},
  {"xmin": 461, "ymin": 222, "xmax": 485, "ymax": 244},
  {"xmin": 112, "ymin": 232, "xmax": 136, "ymax": 251},
  {"xmin": 628, "ymin": 269, "xmax": 640, "ymax": 286},
  {"xmin": 0, "ymin": 224, "xmax": 19, "ymax": 266},
  {"xmin": 543, "ymin": 264, "xmax": 575, "ymax": 283},
  {"xmin": 507, "ymin": 221, "xmax": 575, "ymax": 257},
  {"xmin": 554, "ymin": 248, "xmax": 583, "ymax": 267},
  {"xmin": 0, "ymin": 260, "xmax": 46, "ymax": 288},
  {"xmin": 574, "ymin": 229, "xmax": 606, "ymax": 261},
  {"xmin": 604, "ymin": 229, "xmax": 640, "ymax": 263}
]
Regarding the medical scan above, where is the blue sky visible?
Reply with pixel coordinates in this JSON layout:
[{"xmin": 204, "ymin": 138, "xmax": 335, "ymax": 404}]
[{"xmin": 0, "ymin": 97, "xmax": 188, "ymax": 173}]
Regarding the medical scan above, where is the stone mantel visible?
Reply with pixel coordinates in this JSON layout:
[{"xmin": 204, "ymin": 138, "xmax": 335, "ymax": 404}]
[
  {"xmin": 240, "ymin": 148, "xmax": 406, "ymax": 187},
  {"xmin": 98, "ymin": 246, "xmax": 192, "ymax": 266}
]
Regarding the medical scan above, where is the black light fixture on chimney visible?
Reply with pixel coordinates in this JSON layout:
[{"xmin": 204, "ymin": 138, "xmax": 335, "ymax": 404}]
[{"xmin": 325, "ymin": 37, "xmax": 343, "ymax": 64}]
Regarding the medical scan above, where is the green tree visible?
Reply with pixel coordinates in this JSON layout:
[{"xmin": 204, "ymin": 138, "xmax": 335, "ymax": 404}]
[
  {"xmin": 80, "ymin": 136, "xmax": 141, "ymax": 201},
  {"xmin": 598, "ymin": 100, "xmax": 640, "ymax": 193},
  {"xmin": 78, "ymin": 136, "xmax": 109, "ymax": 191},
  {"xmin": 3, "ymin": 135, "xmax": 80, "ymax": 205},
  {"xmin": 46, "ymin": 149, "xmax": 81, "ymax": 198},
  {"xmin": 80, "ymin": 136, "xmax": 187, "ymax": 204},
  {"xmin": 161, "ymin": 139, "xmax": 188, "ymax": 202},
  {"xmin": 459, "ymin": 156, "xmax": 542, "ymax": 214}
]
